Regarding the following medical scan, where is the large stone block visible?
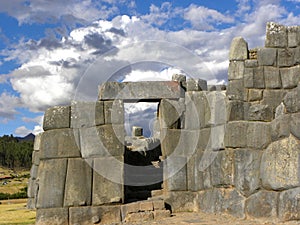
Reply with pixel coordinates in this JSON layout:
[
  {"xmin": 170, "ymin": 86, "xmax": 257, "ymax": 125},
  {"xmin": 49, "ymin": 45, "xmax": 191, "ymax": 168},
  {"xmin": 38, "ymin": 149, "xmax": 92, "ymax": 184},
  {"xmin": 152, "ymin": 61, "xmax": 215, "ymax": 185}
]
[
  {"xmin": 197, "ymin": 188, "xmax": 223, "ymax": 213},
  {"xmin": 248, "ymin": 89, "xmax": 262, "ymax": 101},
  {"xmin": 248, "ymin": 104, "xmax": 273, "ymax": 122},
  {"xmin": 80, "ymin": 124, "xmax": 125, "ymax": 158},
  {"xmin": 186, "ymin": 78, "xmax": 207, "ymax": 91},
  {"xmin": 226, "ymin": 100, "xmax": 245, "ymax": 121},
  {"xmin": 261, "ymin": 135, "xmax": 300, "ymax": 190},
  {"xmin": 164, "ymin": 156, "xmax": 187, "ymax": 191},
  {"xmin": 36, "ymin": 208, "xmax": 69, "ymax": 225},
  {"xmin": 247, "ymin": 122, "xmax": 271, "ymax": 149},
  {"xmin": 224, "ymin": 121, "xmax": 248, "ymax": 148},
  {"xmin": 27, "ymin": 177, "xmax": 38, "ymax": 198},
  {"xmin": 264, "ymin": 66, "xmax": 281, "ymax": 89},
  {"xmin": 71, "ymin": 101, "xmax": 104, "ymax": 128},
  {"xmin": 257, "ymin": 48, "xmax": 277, "ymax": 66},
  {"xmin": 228, "ymin": 61, "xmax": 244, "ymax": 80},
  {"xmin": 69, "ymin": 205, "xmax": 121, "ymax": 225},
  {"xmin": 104, "ymin": 100, "xmax": 124, "ymax": 124},
  {"xmin": 165, "ymin": 191, "xmax": 196, "ymax": 212},
  {"xmin": 205, "ymin": 91, "xmax": 227, "ymax": 127},
  {"xmin": 92, "ymin": 157, "xmax": 123, "ymax": 205},
  {"xmin": 283, "ymin": 85, "xmax": 300, "ymax": 113},
  {"xmin": 290, "ymin": 113, "xmax": 300, "ymax": 140},
  {"xmin": 227, "ymin": 79, "xmax": 244, "ymax": 100},
  {"xmin": 43, "ymin": 105, "xmax": 70, "ymax": 131},
  {"xmin": 40, "ymin": 129, "xmax": 81, "ymax": 159},
  {"xmin": 244, "ymin": 67, "xmax": 265, "ymax": 89},
  {"xmin": 245, "ymin": 191, "xmax": 278, "ymax": 218},
  {"xmin": 98, "ymin": 81, "xmax": 184, "ymax": 100},
  {"xmin": 271, "ymin": 114, "xmax": 290, "ymax": 141},
  {"xmin": 262, "ymin": 89, "xmax": 287, "ymax": 113},
  {"xmin": 280, "ymin": 66, "xmax": 300, "ymax": 89},
  {"xmin": 265, "ymin": 22, "xmax": 287, "ymax": 48},
  {"xmin": 229, "ymin": 37, "xmax": 248, "ymax": 60},
  {"xmin": 36, "ymin": 159, "xmax": 67, "ymax": 208},
  {"xmin": 221, "ymin": 188, "xmax": 245, "ymax": 218},
  {"xmin": 159, "ymin": 99, "xmax": 185, "ymax": 129},
  {"xmin": 278, "ymin": 48, "xmax": 295, "ymax": 67},
  {"xmin": 64, "ymin": 158, "xmax": 92, "ymax": 207},
  {"xmin": 34, "ymin": 133, "xmax": 42, "ymax": 151},
  {"xmin": 288, "ymin": 26, "xmax": 300, "ymax": 47},
  {"xmin": 245, "ymin": 59, "xmax": 258, "ymax": 68},
  {"xmin": 278, "ymin": 187, "xmax": 300, "ymax": 221},
  {"xmin": 234, "ymin": 149, "xmax": 261, "ymax": 197}
]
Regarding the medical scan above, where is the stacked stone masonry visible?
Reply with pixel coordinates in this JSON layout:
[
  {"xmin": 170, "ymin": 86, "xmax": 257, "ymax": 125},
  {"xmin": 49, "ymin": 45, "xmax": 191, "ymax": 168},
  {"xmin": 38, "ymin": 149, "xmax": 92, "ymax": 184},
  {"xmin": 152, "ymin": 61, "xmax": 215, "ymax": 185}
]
[{"xmin": 28, "ymin": 22, "xmax": 300, "ymax": 224}]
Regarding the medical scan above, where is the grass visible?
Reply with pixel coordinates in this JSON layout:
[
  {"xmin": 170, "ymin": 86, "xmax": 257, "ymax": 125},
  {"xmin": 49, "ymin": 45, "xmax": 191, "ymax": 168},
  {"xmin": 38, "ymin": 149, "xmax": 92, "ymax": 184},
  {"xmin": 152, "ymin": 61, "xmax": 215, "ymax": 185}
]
[{"xmin": 0, "ymin": 199, "xmax": 35, "ymax": 225}]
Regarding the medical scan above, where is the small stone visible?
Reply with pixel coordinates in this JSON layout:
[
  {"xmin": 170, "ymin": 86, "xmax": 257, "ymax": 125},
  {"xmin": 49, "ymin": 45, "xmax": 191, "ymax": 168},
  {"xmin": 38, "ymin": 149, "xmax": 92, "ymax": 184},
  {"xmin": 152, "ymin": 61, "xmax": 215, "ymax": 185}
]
[{"xmin": 92, "ymin": 215, "xmax": 100, "ymax": 224}]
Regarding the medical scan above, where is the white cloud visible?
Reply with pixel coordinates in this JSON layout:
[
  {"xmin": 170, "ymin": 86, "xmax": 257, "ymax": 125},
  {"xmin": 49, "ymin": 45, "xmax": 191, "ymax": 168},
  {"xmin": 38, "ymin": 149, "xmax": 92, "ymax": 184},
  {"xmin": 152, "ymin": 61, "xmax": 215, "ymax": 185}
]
[
  {"xmin": 0, "ymin": 92, "xmax": 21, "ymax": 121},
  {"xmin": 15, "ymin": 126, "xmax": 32, "ymax": 136}
]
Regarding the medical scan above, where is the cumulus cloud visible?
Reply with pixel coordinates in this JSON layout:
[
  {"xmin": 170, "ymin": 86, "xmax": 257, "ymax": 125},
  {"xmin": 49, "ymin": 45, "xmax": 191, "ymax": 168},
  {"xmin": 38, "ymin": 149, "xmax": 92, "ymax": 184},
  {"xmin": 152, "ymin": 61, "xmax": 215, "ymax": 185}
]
[{"xmin": 0, "ymin": 92, "xmax": 21, "ymax": 121}]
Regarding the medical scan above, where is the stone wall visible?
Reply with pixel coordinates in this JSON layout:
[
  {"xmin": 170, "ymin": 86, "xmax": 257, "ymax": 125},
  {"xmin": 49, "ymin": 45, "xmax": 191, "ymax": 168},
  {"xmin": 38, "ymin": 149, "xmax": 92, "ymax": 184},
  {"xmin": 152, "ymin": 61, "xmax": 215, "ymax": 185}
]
[{"xmin": 28, "ymin": 22, "xmax": 300, "ymax": 224}]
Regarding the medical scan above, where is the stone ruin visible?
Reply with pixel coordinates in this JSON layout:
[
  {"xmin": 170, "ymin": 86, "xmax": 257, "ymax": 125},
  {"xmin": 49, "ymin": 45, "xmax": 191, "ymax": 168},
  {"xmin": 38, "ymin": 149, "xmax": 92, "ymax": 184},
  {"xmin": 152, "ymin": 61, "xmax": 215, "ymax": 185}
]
[{"xmin": 28, "ymin": 22, "xmax": 300, "ymax": 224}]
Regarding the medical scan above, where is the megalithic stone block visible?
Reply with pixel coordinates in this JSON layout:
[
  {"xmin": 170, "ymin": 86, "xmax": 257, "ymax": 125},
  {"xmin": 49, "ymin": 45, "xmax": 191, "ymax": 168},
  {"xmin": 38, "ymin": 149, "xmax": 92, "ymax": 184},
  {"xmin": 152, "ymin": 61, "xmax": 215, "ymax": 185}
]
[
  {"xmin": 279, "ymin": 187, "xmax": 300, "ymax": 221},
  {"xmin": 288, "ymin": 26, "xmax": 300, "ymax": 47},
  {"xmin": 159, "ymin": 98, "xmax": 185, "ymax": 129},
  {"xmin": 36, "ymin": 159, "xmax": 67, "ymax": 208},
  {"xmin": 43, "ymin": 105, "xmax": 70, "ymax": 131},
  {"xmin": 36, "ymin": 208, "xmax": 69, "ymax": 225},
  {"xmin": 229, "ymin": 37, "xmax": 249, "ymax": 61},
  {"xmin": 104, "ymin": 100, "xmax": 124, "ymax": 124},
  {"xmin": 186, "ymin": 78, "xmax": 207, "ymax": 91},
  {"xmin": 280, "ymin": 66, "xmax": 300, "ymax": 89},
  {"xmin": 257, "ymin": 48, "xmax": 277, "ymax": 66},
  {"xmin": 265, "ymin": 22, "xmax": 287, "ymax": 47},
  {"xmin": 228, "ymin": 61, "xmax": 245, "ymax": 80},
  {"xmin": 164, "ymin": 156, "xmax": 187, "ymax": 191}
]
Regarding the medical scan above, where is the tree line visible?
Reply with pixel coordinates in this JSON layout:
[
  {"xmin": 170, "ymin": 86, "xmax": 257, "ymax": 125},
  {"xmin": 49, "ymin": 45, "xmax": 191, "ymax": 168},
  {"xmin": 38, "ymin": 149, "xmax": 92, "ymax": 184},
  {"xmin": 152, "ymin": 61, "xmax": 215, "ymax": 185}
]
[{"xmin": 0, "ymin": 135, "xmax": 34, "ymax": 169}]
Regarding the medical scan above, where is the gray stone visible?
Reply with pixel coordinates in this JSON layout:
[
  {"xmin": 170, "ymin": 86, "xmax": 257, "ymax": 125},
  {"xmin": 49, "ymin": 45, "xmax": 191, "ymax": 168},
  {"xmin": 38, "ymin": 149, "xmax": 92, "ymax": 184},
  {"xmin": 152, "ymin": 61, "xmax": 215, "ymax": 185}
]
[
  {"xmin": 265, "ymin": 22, "xmax": 287, "ymax": 48},
  {"xmin": 288, "ymin": 26, "xmax": 300, "ymax": 47},
  {"xmin": 36, "ymin": 208, "xmax": 69, "ymax": 225},
  {"xmin": 245, "ymin": 191, "xmax": 278, "ymax": 218},
  {"xmin": 257, "ymin": 48, "xmax": 277, "ymax": 66},
  {"xmin": 248, "ymin": 104, "xmax": 273, "ymax": 122},
  {"xmin": 132, "ymin": 126, "xmax": 143, "ymax": 136},
  {"xmin": 234, "ymin": 149, "xmax": 261, "ymax": 197},
  {"xmin": 186, "ymin": 78, "xmax": 207, "ymax": 91},
  {"xmin": 98, "ymin": 81, "xmax": 184, "ymax": 100},
  {"xmin": 124, "ymin": 212, "xmax": 154, "ymax": 223},
  {"xmin": 294, "ymin": 46, "xmax": 300, "ymax": 65},
  {"xmin": 278, "ymin": 48, "xmax": 295, "ymax": 67},
  {"xmin": 40, "ymin": 129, "xmax": 81, "ymax": 159},
  {"xmin": 165, "ymin": 191, "xmax": 196, "ymax": 212},
  {"xmin": 164, "ymin": 156, "xmax": 187, "ymax": 191},
  {"xmin": 290, "ymin": 113, "xmax": 300, "ymax": 140},
  {"xmin": 80, "ymin": 125, "xmax": 125, "ymax": 158},
  {"xmin": 104, "ymin": 100, "xmax": 124, "ymax": 124},
  {"xmin": 206, "ymin": 91, "xmax": 227, "ymax": 126},
  {"xmin": 32, "ymin": 151, "xmax": 40, "ymax": 166},
  {"xmin": 229, "ymin": 37, "xmax": 248, "ymax": 60},
  {"xmin": 224, "ymin": 121, "xmax": 248, "ymax": 148},
  {"xmin": 221, "ymin": 188, "xmax": 245, "ymax": 218},
  {"xmin": 280, "ymin": 66, "xmax": 300, "ymax": 89},
  {"xmin": 243, "ymin": 67, "xmax": 265, "ymax": 89},
  {"xmin": 27, "ymin": 198, "xmax": 36, "ymax": 209},
  {"xmin": 261, "ymin": 135, "xmax": 300, "ymax": 190},
  {"xmin": 159, "ymin": 99, "xmax": 185, "ymax": 128},
  {"xmin": 69, "ymin": 205, "xmax": 121, "ymax": 225},
  {"xmin": 275, "ymin": 102, "xmax": 286, "ymax": 118},
  {"xmin": 36, "ymin": 159, "xmax": 67, "ymax": 208},
  {"xmin": 247, "ymin": 122, "xmax": 271, "ymax": 149},
  {"xmin": 278, "ymin": 187, "xmax": 300, "ymax": 221},
  {"xmin": 33, "ymin": 133, "xmax": 42, "ymax": 151},
  {"xmin": 43, "ymin": 105, "xmax": 70, "ymax": 131},
  {"xmin": 264, "ymin": 66, "xmax": 281, "ymax": 89},
  {"xmin": 226, "ymin": 101, "xmax": 244, "ymax": 121},
  {"xmin": 227, "ymin": 79, "xmax": 244, "ymax": 100},
  {"xmin": 262, "ymin": 89, "xmax": 287, "ymax": 113},
  {"xmin": 92, "ymin": 157, "xmax": 123, "ymax": 205},
  {"xmin": 172, "ymin": 74, "xmax": 186, "ymax": 84},
  {"xmin": 245, "ymin": 59, "xmax": 258, "ymax": 68},
  {"xmin": 271, "ymin": 114, "xmax": 290, "ymax": 141},
  {"xmin": 228, "ymin": 61, "xmax": 244, "ymax": 80},
  {"xmin": 283, "ymin": 85, "xmax": 300, "ymax": 113},
  {"xmin": 248, "ymin": 89, "xmax": 263, "ymax": 101},
  {"xmin": 197, "ymin": 189, "xmax": 222, "ymax": 213},
  {"xmin": 30, "ymin": 164, "xmax": 39, "ymax": 179},
  {"xmin": 210, "ymin": 150, "xmax": 233, "ymax": 187},
  {"xmin": 64, "ymin": 158, "xmax": 92, "ymax": 207},
  {"xmin": 71, "ymin": 101, "xmax": 104, "ymax": 128},
  {"xmin": 27, "ymin": 178, "xmax": 38, "ymax": 198}
]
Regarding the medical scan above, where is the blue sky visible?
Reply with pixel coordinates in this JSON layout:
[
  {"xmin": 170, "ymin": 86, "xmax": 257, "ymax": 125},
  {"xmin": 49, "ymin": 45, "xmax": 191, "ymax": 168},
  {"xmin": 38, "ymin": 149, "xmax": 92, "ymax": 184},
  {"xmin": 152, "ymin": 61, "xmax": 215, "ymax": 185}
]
[{"xmin": 0, "ymin": 0, "xmax": 300, "ymax": 136}]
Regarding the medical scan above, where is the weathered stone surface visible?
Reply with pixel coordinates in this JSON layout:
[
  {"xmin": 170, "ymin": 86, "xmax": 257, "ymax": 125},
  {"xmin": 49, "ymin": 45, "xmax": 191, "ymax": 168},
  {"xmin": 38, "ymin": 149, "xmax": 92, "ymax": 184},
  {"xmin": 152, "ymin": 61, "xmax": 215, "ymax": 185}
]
[
  {"xmin": 283, "ymin": 85, "xmax": 300, "ymax": 113},
  {"xmin": 34, "ymin": 133, "xmax": 42, "ymax": 150},
  {"xmin": 247, "ymin": 122, "xmax": 271, "ymax": 149},
  {"xmin": 36, "ymin": 159, "xmax": 67, "ymax": 208},
  {"xmin": 244, "ymin": 67, "xmax": 265, "ymax": 89},
  {"xmin": 140, "ymin": 201, "xmax": 154, "ymax": 211},
  {"xmin": 164, "ymin": 156, "xmax": 187, "ymax": 191},
  {"xmin": 280, "ymin": 66, "xmax": 300, "ymax": 89},
  {"xmin": 71, "ymin": 101, "xmax": 104, "ymax": 128},
  {"xmin": 27, "ymin": 177, "xmax": 38, "ymax": 198},
  {"xmin": 36, "ymin": 208, "xmax": 68, "ymax": 225},
  {"xmin": 153, "ymin": 210, "xmax": 171, "ymax": 219},
  {"xmin": 30, "ymin": 164, "xmax": 39, "ymax": 179},
  {"xmin": 224, "ymin": 121, "xmax": 248, "ymax": 148},
  {"xmin": 64, "ymin": 158, "xmax": 92, "ymax": 207},
  {"xmin": 290, "ymin": 113, "xmax": 300, "ymax": 140},
  {"xmin": 265, "ymin": 22, "xmax": 287, "ymax": 47},
  {"xmin": 32, "ymin": 151, "xmax": 40, "ymax": 166},
  {"xmin": 257, "ymin": 48, "xmax": 277, "ymax": 66},
  {"xmin": 271, "ymin": 114, "xmax": 290, "ymax": 141},
  {"xmin": 226, "ymin": 101, "xmax": 244, "ymax": 121},
  {"xmin": 40, "ymin": 129, "xmax": 81, "ymax": 159},
  {"xmin": 262, "ymin": 89, "xmax": 287, "ymax": 113},
  {"xmin": 261, "ymin": 135, "xmax": 300, "ymax": 190},
  {"xmin": 229, "ymin": 37, "xmax": 248, "ymax": 60},
  {"xmin": 197, "ymin": 188, "xmax": 223, "ymax": 213},
  {"xmin": 104, "ymin": 100, "xmax": 124, "ymax": 124},
  {"xmin": 125, "ymin": 211, "xmax": 154, "ymax": 223},
  {"xmin": 205, "ymin": 91, "xmax": 227, "ymax": 127},
  {"xmin": 278, "ymin": 48, "xmax": 295, "ymax": 67},
  {"xmin": 165, "ymin": 191, "xmax": 196, "ymax": 212},
  {"xmin": 221, "ymin": 189, "xmax": 245, "ymax": 218},
  {"xmin": 227, "ymin": 79, "xmax": 244, "ymax": 100},
  {"xmin": 43, "ymin": 106, "xmax": 70, "ymax": 131},
  {"xmin": 245, "ymin": 59, "xmax": 258, "ymax": 68},
  {"xmin": 278, "ymin": 187, "xmax": 300, "ymax": 221},
  {"xmin": 131, "ymin": 126, "xmax": 143, "ymax": 136},
  {"xmin": 92, "ymin": 157, "xmax": 123, "ymax": 205},
  {"xmin": 99, "ymin": 81, "xmax": 184, "ymax": 100},
  {"xmin": 80, "ymin": 125, "xmax": 125, "ymax": 158},
  {"xmin": 69, "ymin": 205, "xmax": 121, "ymax": 225},
  {"xmin": 288, "ymin": 26, "xmax": 300, "ymax": 47},
  {"xmin": 159, "ymin": 99, "xmax": 185, "ymax": 128},
  {"xmin": 234, "ymin": 149, "xmax": 261, "ymax": 197},
  {"xmin": 275, "ymin": 102, "xmax": 286, "ymax": 118},
  {"xmin": 248, "ymin": 89, "xmax": 263, "ymax": 101},
  {"xmin": 264, "ymin": 66, "xmax": 281, "ymax": 89},
  {"xmin": 248, "ymin": 104, "xmax": 273, "ymax": 122},
  {"xmin": 228, "ymin": 61, "xmax": 244, "ymax": 80},
  {"xmin": 172, "ymin": 74, "xmax": 186, "ymax": 83},
  {"xmin": 245, "ymin": 191, "xmax": 278, "ymax": 218},
  {"xmin": 186, "ymin": 78, "xmax": 207, "ymax": 91}
]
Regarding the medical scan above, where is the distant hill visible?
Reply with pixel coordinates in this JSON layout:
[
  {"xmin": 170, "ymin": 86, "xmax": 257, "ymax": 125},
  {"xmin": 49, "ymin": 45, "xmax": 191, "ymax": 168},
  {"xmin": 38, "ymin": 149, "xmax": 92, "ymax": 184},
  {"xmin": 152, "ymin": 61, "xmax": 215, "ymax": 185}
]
[{"xmin": 16, "ymin": 133, "xmax": 35, "ymax": 142}]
